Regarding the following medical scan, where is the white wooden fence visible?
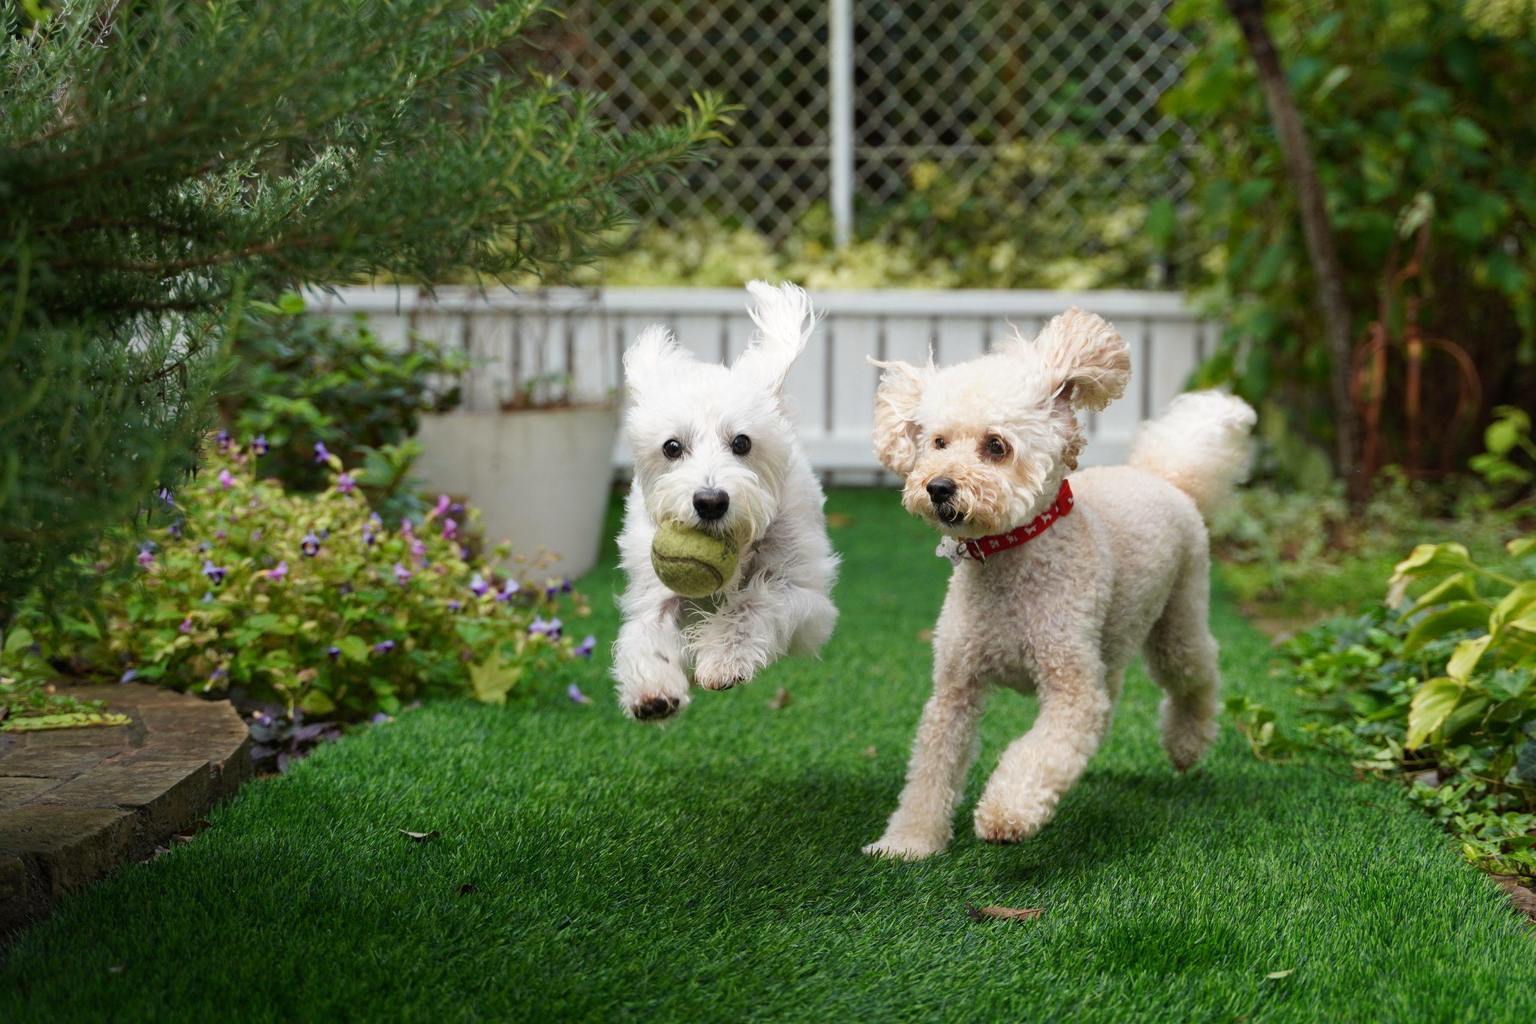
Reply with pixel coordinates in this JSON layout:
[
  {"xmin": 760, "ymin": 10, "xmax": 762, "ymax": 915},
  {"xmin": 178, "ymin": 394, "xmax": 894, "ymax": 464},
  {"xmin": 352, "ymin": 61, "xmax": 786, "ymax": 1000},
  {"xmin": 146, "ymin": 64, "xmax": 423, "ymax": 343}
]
[{"xmin": 311, "ymin": 286, "xmax": 1215, "ymax": 483}]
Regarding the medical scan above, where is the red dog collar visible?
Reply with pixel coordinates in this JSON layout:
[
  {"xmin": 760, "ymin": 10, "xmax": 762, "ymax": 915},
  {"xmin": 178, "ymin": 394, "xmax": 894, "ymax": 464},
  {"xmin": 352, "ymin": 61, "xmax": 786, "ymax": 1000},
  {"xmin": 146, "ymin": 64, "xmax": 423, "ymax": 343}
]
[{"xmin": 959, "ymin": 480, "xmax": 1074, "ymax": 560}]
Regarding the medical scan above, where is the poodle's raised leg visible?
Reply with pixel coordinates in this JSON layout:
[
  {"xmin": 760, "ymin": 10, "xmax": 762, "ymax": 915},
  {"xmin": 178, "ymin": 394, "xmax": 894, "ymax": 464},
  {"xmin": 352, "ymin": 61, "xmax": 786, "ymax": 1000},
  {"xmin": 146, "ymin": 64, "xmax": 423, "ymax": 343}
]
[
  {"xmin": 612, "ymin": 593, "xmax": 690, "ymax": 722},
  {"xmin": 863, "ymin": 661, "xmax": 987, "ymax": 860},
  {"xmin": 1145, "ymin": 558, "xmax": 1222, "ymax": 771},
  {"xmin": 973, "ymin": 657, "xmax": 1112, "ymax": 844}
]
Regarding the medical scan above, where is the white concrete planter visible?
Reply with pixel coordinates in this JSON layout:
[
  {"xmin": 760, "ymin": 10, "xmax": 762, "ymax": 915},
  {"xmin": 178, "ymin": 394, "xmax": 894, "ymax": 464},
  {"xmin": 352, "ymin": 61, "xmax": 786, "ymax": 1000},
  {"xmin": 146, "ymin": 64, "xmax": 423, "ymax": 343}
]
[{"xmin": 414, "ymin": 406, "xmax": 620, "ymax": 580}]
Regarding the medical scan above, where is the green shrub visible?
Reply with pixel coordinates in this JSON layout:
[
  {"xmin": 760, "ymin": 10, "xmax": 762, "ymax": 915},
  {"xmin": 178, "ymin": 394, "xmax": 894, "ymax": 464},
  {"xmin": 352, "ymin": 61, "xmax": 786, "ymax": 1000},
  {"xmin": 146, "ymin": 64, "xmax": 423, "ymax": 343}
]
[
  {"xmin": 1252, "ymin": 534, "xmax": 1536, "ymax": 877},
  {"xmin": 12, "ymin": 442, "xmax": 595, "ymax": 720},
  {"xmin": 222, "ymin": 294, "xmax": 464, "ymax": 498}
]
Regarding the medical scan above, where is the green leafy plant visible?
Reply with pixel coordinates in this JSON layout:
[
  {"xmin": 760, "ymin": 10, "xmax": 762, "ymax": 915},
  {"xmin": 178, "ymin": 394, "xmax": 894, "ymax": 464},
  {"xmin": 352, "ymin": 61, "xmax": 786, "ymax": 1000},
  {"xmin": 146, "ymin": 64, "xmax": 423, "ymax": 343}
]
[
  {"xmin": 222, "ymin": 293, "xmax": 463, "ymax": 500},
  {"xmin": 1254, "ymin": 534, "xmax": 1536, "ymax": 877},
  {"xmin": 0, "ymin": 629, "xmax": 126, "ymax": 732},
  {"xmin": 1167, "ymin": 0, "xmax": 1536, "ymax": 476},
  {"xmin": 1470, "ymin": 405, "xmax": 1536, "ymax": 492},
  {"xmin": 12, "ymin": 443, "xmax": 597, "ymax": 720}
]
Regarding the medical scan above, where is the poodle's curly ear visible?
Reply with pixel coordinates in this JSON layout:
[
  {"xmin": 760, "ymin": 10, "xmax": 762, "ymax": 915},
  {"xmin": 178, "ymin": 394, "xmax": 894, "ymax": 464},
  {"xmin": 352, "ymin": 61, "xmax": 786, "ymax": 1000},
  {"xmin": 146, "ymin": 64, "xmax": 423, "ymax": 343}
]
[
  {"xmin": 623, "ymin": 324, "xmax": 695, "ymax": 396},
  {"xmin": 734, "ymin": 280, "xmax": 816, "ymax": 392},
  {"xmin": 1033, "ymin": 308, "xmax": 1130, "ymax": 412},
  {"xmin": 870, "ymin": 358, "xmax": 928, "ymax": 476}
]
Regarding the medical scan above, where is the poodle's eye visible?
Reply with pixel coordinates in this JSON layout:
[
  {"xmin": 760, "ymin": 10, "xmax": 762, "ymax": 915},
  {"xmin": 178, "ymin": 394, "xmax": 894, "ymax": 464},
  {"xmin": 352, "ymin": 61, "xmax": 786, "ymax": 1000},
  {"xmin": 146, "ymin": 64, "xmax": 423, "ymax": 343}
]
[
  {"xmin": 730, "ymin": 434, "xmax": 752, "ymax": 456},
  {"xmin": 983, "ymin": 435, "xmax": 1008, "ymax": 459},
  {"xmin": 932, "ymin": 436, "xmax": 948, "ymax": 450},
  {"xmin": 661, "ymin": 439, "xmax": 684, "ymax": 460}
]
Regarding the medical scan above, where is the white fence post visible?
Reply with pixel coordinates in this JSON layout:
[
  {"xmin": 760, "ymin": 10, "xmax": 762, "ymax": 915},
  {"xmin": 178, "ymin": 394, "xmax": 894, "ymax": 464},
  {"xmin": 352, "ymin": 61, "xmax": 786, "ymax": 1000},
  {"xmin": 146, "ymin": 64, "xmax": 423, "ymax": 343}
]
[{"xmin": 828, "ymin": 0, "xmax": 854, "ymax": 247}]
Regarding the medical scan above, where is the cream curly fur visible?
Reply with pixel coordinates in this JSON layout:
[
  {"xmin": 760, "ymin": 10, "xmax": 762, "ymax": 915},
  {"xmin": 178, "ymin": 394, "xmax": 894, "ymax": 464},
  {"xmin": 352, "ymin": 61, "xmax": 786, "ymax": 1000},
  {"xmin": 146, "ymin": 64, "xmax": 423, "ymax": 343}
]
[
  {"xmin": 612, "ymin": 282, "xmax": 839, "ymax": 722},
  {"xmin": 865, "ymin": 309, "xmax": 1255, "ymax": 859}
]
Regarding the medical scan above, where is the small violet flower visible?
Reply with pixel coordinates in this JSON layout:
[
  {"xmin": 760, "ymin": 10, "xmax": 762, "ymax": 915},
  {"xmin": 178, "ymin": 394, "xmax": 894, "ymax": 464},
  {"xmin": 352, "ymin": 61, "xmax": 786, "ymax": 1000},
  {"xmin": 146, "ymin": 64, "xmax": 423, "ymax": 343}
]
[
  {"xmin": 253, "ymin": 434, "xmax": 269, "ymax": 455},
  {"xmin": 431, "ymin": 494, "xmax": 451, "ymax": 519},
  {"xmin": 314, "ymin": 441, "xmax": 331, "ymax": 463},
  {"xmin": 120, "ymin": 669, "xmax": 139, "ymax": 684},
  {"xmin": 373, "ymin": 640, "xmax": 396, "ymax": 654},
  {"xmin": 469, "ymin": 573, "xmax": 490, "ymax": 598},
  {"xmin": 409, "ymin": 537, "xmax": 426, "ymax": 564},
  {"xmin": 399, "ymin": 517, "xmax": 414, "ymax": 537},
  {"xmin": 301, "ymin": 533, "xmax": 321, "ymax": 557},
  {"xmin": 495, "ymin": 579, "xmax": 519, "ymax": 602},
  {"xmin": 446, "ymin": 599, "xmax": 462, "ymax": 613},
  {"xmin": 179, "ymin": 618, "xmax": 193, "ymax": 635},
  {"xmin": 575, "ymin": 634, "xmax": 597, "ymax": 659},
  {"xmin": 202, "ymin": 560, "xmax": 226, "ymax": 585},
  {"xmin": 327, "ymin": 646, "xmax": 342, "ymax": 660},
  {"xmin": 217, "ymin": 469, "xmax": 236, "ymax": 490},
  {"xmin": 337, "ymin": 473, "xmax": 355, "ymax": 495},
  {"xmin": 216, "ymin": 429, "xmax": 231, "ymax": 449},
  {"xmin": 441, "ymin": 518, "xmax": 457, "ymax": 541},
  {"xmin": 393, "ymin": 563, "xmax": 412, "ymax": 586},
  {"xmin": 137, "ymin": 546, "xmax": 155, "ymax": 569},
  {"xmin": 567, "ymin": 682, "xmax": 592, "ymax": 705},
  {"xmin": 266, "ymin": 560, "xmax": 288, "ymax": 582}
]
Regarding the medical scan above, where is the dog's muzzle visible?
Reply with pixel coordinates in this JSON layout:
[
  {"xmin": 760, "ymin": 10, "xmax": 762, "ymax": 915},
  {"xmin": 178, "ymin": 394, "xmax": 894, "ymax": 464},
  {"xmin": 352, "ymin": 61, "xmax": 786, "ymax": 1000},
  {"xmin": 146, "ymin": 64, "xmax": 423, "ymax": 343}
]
[{"xmin": 926, "ymin": 477, "xmax": 963, "ymax": 525}]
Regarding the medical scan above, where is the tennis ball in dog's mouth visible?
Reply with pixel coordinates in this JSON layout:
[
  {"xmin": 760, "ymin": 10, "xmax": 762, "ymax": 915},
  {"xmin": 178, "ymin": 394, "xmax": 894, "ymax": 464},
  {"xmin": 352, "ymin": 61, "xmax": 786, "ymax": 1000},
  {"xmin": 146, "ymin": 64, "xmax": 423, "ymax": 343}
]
[{"xmin": 650, "ymin": 521, "xmax": 740, "ymax": 598}]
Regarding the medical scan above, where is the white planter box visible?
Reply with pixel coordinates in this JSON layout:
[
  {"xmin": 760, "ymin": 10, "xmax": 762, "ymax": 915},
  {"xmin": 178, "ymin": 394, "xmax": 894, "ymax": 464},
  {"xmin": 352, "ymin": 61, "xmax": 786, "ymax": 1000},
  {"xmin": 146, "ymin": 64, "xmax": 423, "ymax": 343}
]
[{"xmin": 414, "ymin": 406, "xmax": 620, "ymax": 580}]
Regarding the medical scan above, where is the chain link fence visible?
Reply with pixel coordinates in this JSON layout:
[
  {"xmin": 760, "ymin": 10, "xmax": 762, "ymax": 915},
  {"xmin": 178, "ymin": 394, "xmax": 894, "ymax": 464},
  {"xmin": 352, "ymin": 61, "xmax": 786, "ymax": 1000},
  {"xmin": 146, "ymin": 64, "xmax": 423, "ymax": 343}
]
[{"xmin": 540, "ymin": 1, "xmax": 1196, "ymax": 279}]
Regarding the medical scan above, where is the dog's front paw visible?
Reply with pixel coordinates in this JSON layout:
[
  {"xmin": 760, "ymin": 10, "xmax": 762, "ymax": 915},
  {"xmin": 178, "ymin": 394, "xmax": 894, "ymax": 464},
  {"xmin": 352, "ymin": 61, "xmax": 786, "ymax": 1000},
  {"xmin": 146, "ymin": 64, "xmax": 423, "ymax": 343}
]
[
  {"xmin": 973, "ymin": 796, "xmax": 1053, "ymax": 845},
  {"xmin": 861, "ymin": 830, "xmax": 949, "ymax": 860},
  {"xmin": 626, "ymin": 693, "xmax": 684, "ymax": 721},
  {"xmin": 692, "ymin": 646, "xmax": 760, "ymax": 692},
  {"xmin": 615, "ymin": 651, "xmax": 691, "ymax": 723}
]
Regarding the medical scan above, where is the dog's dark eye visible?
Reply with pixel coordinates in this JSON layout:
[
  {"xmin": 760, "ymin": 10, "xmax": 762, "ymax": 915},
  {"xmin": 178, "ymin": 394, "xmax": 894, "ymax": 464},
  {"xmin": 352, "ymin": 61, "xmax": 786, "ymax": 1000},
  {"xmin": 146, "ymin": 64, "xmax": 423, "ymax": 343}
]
[
  {"xmin": 984, "ymin": 436, "xmax": 1008, "ymax": 459},
  {"xmin": 932, "ymin": 436, "xmax": 947, "ymax": 450},
  {"xmin": 730, "ymin": 434, "xmax": 752, "ymax": 456},
  {"xmin": 662, "ymin": 439, "xmax": 684, "ymax": 460}
]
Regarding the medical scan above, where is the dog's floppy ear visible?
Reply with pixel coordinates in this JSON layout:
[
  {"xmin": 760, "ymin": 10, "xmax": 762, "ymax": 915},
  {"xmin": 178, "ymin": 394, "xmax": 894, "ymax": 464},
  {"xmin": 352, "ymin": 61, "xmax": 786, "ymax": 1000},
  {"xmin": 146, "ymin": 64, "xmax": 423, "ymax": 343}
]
[
  {"xmin": 734, "ymin": 280, "xmax": 815, "ymax": 392},
  {"xmin": 1033, "ymin": 307, "xmax": 1130, "ymax": 411},
  {"xmin": 623, "ymin": 324, "xmax": 695, "ymax": 396},
  {"xmin": 870, "ymin": 358, "xmax": 928, "ymax": 476}
]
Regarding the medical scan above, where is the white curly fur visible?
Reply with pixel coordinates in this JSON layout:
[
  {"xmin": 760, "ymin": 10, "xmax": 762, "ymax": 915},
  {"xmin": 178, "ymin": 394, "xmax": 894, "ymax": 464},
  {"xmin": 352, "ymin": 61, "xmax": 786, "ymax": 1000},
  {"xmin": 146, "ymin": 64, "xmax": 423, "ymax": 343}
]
[
  {"xmin": 612, "ymin": 282, "xmax": 840, "ymax": 721},
  {"xmin": 864, "ymin": 310, "xmax": 1255, "ymax": 859}
]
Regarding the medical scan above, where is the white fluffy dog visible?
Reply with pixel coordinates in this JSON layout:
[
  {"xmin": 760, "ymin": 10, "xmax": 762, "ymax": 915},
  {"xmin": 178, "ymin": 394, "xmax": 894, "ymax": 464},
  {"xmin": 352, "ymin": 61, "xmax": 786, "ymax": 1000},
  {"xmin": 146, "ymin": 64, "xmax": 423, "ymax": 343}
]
[
  {"xmin": 612, "ymin": 282, "xmax": 840, "ymax": 721},
  {"xmin": 863, "ymin": 308, "xmax": 1256, "ymax": 858}
]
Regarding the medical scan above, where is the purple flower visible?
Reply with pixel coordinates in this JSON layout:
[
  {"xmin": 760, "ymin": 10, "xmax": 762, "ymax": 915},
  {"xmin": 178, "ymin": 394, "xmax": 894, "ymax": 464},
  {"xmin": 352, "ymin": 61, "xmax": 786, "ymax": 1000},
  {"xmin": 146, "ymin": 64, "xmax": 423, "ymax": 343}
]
[
  {"xmin": 327, "ymin": 645, "xmax": 342, "ymax": 659},
  {"xmin": 337, "ymin": 473, "xmax": 355, "ymax": 495},
  {"xmin": 301, "ymin": 533, "xmax": 321, "ymax": 557},
  {"xmin": 314, "ymin": 441, "xmax": 331, "ymax": 463},
  {"xmin": 214, "ymin": 529, "xmax": 227, "ymax": 541},
  {"xmin": 216, "ymin": 429, "xmax": 231, "ymax": 449},
  {"xmin": 529, "ymin": 616, "xmax": 563, "ymax": 639},
  {"xmin": 446, "ymin": 599, "xmax": 462, "ymax": 612},
  {"xmin": 217, "ymin": 468, "xmax": 236, "ymax": 490},
  {"xmin": 567, "ymin": 683, "xmax": 592, "ymax": 705},
  {"xmin": 575, "ymin": 634, "xmax": 597, "ymax": 659},
  {"xmin": 253, "ymin": 434, "xmax": 269, "ymax": 455},
  {"xmin": 400, "ymin": 517, "xmax": 414, "ymax": 536},
  {"xmin": 441, "ymin": 517, "xmax": 458, "ymax": 541},
  {"xmin": 495, "ymin": 579, "xmax": 519, "ymax": 602},
  {"xmin": 156, "ymin": 487, "xmax": 175, "ymax": 506},
  {"xmin": 251, "ymin": 529, "xmax": 263, "ymax": 543},
  {"xmin": 373, "ymin": 640, "xmax": 396, "ymax": 654},
  {"xmin": 168, "ymin": 519, "xmax": 184, "ymax": 539},
  {"xmin": 120, "ymin": 669, "xmax": 139, "ymax": 684},
  {"xmin": 409, "ymin": 537, "xmax": 426, "ymax": 563},
  {"xmin": 431, "ymin": 494, "xmax": 451, "ymax": 519},
  {"xmin": 198, "ymin": 541, "xmax": 211, "ymax": 553},
  {"xmin": 450, "ymin": 502, "xmax": 465, "ymax": 517},
  {"xmin": 469, "ymin": 573, "xmax": 490, "ymax": 598},
  {"xmin": 137, "ymin": 546, "xmax": 155, "ymax": 568},
  {"xmin": 267, "ymin": 560, "xmax": 289, "ymax": 582},
  {"xmin": 179, "ymin": 618, "xmax": 193, "ymax": 634},
  {"xmin": 393, "ymin": 563, "xmax": 412, "ymax": 586},
  {"xmin": 202, "ymin": 560, "xmax": 226, "ymax": 585},
  {"xmin": 209, "ymin": 666, "xmax": 227, "ymax": 684},
  {"xmin": 560, "ymin": 578, "xmax": 573, "ymax": 594}
]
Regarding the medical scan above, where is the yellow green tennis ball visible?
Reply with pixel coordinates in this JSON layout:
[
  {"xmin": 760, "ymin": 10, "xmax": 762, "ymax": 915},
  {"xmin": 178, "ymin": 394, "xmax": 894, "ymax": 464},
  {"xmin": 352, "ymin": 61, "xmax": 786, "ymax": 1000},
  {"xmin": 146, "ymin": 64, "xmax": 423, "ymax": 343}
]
[{"xmin": 650, "ymin": 521, "xmax": 739, "ymax": 597}]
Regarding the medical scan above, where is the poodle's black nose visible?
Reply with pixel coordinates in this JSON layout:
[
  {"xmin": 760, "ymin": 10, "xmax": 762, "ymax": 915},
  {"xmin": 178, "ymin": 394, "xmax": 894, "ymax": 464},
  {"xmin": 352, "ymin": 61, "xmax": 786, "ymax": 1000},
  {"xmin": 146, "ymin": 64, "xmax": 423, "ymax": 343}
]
[
  {"xmin": 692, "ymin": 488, "xmax": 730, "ymax": 521},
  {"xmin": 926, "ymin": 477, "xmax": 957, "ymax": 505}
]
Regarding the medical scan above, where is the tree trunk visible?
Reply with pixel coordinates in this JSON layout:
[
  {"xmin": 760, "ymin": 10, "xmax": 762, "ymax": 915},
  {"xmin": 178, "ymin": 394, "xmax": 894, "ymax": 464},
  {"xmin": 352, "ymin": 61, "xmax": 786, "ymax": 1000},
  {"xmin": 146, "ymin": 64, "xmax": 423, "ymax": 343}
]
[{"xmin": 1225, "ymin": 0, "xmax": 1362, "ymax": 497}]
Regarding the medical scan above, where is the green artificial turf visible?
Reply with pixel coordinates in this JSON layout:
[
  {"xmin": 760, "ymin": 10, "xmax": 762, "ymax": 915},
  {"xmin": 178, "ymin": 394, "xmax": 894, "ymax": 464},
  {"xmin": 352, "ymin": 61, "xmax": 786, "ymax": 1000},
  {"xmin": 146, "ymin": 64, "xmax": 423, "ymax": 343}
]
[{"xmin": 2, "ymin": 490, "xmax": 1532, "ymax": 1022}]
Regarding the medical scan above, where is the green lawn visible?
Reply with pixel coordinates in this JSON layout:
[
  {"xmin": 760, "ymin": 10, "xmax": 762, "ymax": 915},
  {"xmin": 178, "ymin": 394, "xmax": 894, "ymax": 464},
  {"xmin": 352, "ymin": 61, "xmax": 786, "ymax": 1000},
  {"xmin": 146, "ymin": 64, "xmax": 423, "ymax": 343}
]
[{"xmin": 2, "ymin": 490, "xmax": 1532, "ymax": 1022}]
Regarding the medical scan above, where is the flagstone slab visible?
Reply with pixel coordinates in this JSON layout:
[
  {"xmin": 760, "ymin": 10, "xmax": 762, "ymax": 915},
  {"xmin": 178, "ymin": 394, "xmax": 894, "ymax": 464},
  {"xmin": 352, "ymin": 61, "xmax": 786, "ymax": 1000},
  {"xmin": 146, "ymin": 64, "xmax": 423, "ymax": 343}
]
[{"xmin": 0, "ymin": 684, "xmax": 251, "ymax": 938}]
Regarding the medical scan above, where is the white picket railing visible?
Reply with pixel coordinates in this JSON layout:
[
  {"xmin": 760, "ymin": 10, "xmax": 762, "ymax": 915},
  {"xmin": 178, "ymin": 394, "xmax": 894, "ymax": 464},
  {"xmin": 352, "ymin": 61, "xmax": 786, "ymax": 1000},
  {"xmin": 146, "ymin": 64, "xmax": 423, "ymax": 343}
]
[{"xmin": 310, "ymin": 286, "xmax": 1215, "ymax": 483}]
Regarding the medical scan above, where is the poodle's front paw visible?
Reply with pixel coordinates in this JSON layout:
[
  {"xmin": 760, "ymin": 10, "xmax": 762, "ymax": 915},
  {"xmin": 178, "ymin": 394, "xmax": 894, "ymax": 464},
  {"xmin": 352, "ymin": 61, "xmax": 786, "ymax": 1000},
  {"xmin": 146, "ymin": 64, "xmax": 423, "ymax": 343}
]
[
  {"xmin": 692, "ymin": 645, "xmax": 760, "ymax": 692},
  {"xmin": 862, "ymin": 829, "xmax": 949, "ymax": 860},
  {"xmin": 973, "ymin": 795, "xmax": 1053, "ymax": 845}
]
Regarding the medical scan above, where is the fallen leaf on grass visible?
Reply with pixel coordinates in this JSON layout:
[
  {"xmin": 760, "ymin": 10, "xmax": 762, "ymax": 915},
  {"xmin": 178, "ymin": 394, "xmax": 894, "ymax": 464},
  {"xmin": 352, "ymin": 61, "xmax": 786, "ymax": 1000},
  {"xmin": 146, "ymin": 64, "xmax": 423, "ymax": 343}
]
[
  {"xmin": 862, "ymin": 745, "xmax": 877, "ymax": 759},
  {"xmin": 399, "ymin": 829, "xmax": 440, "ymax": 842},
  {"xmin": 1265, "ymin": 969, "xmax": 1294, "ymax": 980},
  {"xmin": 826, "ymin": 512, "xmax": 853, "ymax": 529},
  {"xmin": 768, "ymin": 687, "xmax": 792, "ymax": 710},
  {"xmin": 916, "ymin": 629, "xmax": 934, "ymax": 644},
  {"xmin": 966, "ymin": 904, "xmax": 1043, "ymax": 922}
]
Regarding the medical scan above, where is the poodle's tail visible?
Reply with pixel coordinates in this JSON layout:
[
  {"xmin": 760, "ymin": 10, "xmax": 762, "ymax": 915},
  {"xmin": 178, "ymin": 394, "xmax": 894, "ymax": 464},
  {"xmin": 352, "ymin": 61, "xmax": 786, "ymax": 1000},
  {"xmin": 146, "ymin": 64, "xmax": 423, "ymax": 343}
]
[{"xmin": 1128, "ymin": 390, "xmax": 1257, "ymax": 520}]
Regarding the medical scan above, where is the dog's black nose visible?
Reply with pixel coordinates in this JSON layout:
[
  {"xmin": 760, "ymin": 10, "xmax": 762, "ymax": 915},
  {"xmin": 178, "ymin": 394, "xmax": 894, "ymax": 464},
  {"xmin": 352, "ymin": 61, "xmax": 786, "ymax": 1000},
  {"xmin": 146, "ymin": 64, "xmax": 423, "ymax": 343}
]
[
  {"xmin": 692, "ymin": 488, "xmax": 730, "ymax": 522},
  {"xmin": 926, "ymin": 477, "xmax": 957, "ymax": 505}
]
